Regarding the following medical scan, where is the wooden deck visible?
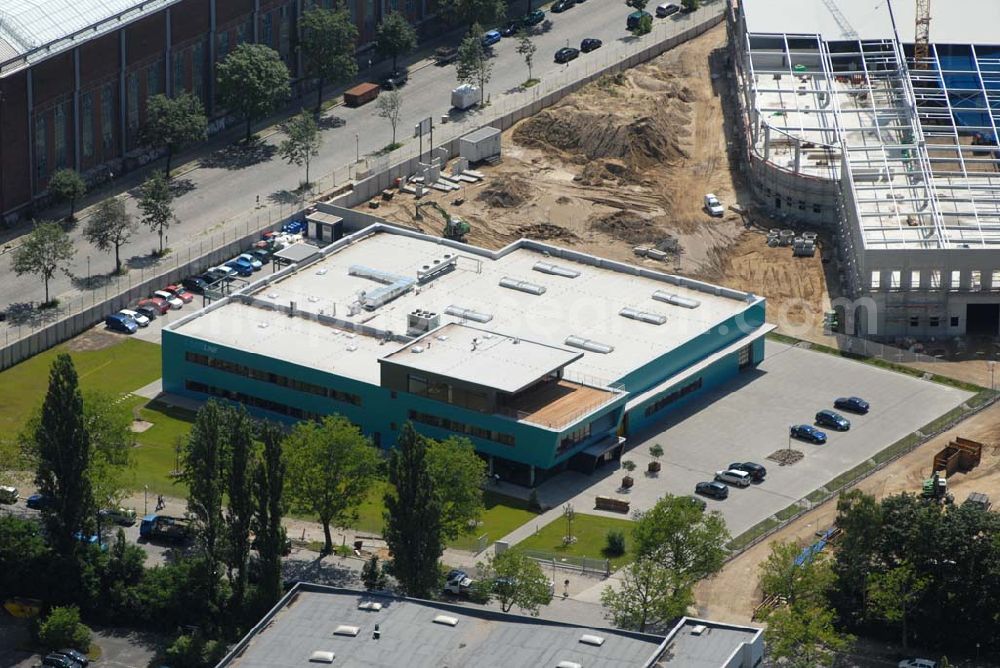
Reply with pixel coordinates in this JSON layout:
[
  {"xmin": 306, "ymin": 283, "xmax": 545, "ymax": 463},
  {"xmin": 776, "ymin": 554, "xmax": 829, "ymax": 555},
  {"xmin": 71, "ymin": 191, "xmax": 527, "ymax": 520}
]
[{"xmin": 504, "ymin": 380, "xmax": 615, "ymax": 428}]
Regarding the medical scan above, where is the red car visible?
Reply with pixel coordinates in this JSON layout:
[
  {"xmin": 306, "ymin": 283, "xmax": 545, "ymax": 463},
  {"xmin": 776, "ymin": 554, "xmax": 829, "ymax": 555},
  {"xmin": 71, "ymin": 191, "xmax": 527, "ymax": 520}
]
[
  {"xmin": 137, "ymin": 297, "xmax": 170, "ymax": 315},
  {"xmin": 164, "ymin": 284, "xmax": 194, "ymax": 304}
]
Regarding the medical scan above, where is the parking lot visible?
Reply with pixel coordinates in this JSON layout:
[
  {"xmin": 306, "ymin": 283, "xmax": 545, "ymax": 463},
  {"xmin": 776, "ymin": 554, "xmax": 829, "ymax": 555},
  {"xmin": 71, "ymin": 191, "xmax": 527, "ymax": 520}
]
[{"xmin": 537, "ymin": 339, "xmax": 975, "ymax": 538}]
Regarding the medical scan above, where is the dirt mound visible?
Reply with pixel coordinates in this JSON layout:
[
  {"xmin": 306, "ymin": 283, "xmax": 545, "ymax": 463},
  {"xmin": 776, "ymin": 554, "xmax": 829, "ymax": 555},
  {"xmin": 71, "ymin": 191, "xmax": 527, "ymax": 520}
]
[
  {"xmin": 476, "ymin": 175, "xmax": 534, "ymax": 208},
  {"xmin": 589, "ymin": 211, "xmax": 662, "ymax": 244},
  {"xmin": 514, "ymin": 224, "xmax": 579, "ymax": 243},
  {"xmin": 576, "ymin": 159, "xmax": 630, "ymax": 186}
]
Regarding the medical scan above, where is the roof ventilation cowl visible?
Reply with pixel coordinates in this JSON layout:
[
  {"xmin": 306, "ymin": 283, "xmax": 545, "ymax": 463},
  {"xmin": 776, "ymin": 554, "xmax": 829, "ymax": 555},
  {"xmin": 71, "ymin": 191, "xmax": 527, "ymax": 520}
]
[
  {"xmin": 652, "ymin": 290, "xmax": 701, "ymax": 309},
  {"xmin": 532, "ymin": 261, "xmax": 581, "ymax": 278},
  {"xmin": 619, "ymin": 307, "xmax": 666, "ymax": 325},
  {"xmin": 499, "ymin": 277, "xmax": 546, "ymax": 295},
  {"xmin": 565, "ymin": 335, "xmax": 614, "ymax": 354}
]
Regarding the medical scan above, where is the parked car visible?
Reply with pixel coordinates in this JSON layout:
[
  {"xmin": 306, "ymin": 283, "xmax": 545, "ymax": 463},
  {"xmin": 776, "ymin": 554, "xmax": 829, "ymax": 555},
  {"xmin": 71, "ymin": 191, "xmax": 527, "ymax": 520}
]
[
  {"xmin": 704, "ymin": 193, "xmax": 725, "ymax": 216},
  {"xmin": 551, "ymin": 0, "xmax": 575, "ymax": 12},
  {"xmin": 500, "ymin": 20, "xmax": 521, "ymax": 36},
  {"xmin": 182, "ymin": 276, "xmax": 210, "ymax": 294},
  {"xmin": 134, "ymin": 303, "xmax": 159, "ymax": 321},
  {"xmin": 580, "ymin": 38, "xmax": 603, "ymax": 52},
  {"xmin": 226, "ymin": 259, "xmax": 254, "ymax": 277},
  {"xmin": 118, "ymin": 309, "xmax": 149, "ymax": 327},
  {"xmin": 153, "ymin": 290, "xmax": 184, "ymax": 309},
  {"xmin": 105, "ymin": 313, "xmax": 138, "ymax": 334},
  {"xmin": 481, "ymin": 29, "xmax": 502, "ymax": 47},
  {"xmin": 656, "ymin": 2, "xmax": 680, "ymax": 17},
  {"xmin": 627, "ymin": 10, "xmax": 652, "ymax": 30},
  {"xmin": 555, "ymin": 47, "xmax": 580, "ymax": 63},
  {"xmin": 164, "ymin": 284, "xmax": 195, "ymax": 303},
  {"xmin": 522, "ymin": 9, "xmax": 545, "ymax": 25},
  {"xmin": 137, "ymin": 297, "xmax": 170, "ymax": 315},
  {"xmin": 714, "ymin": 469, "xmax": 752, "ymax": 488},
  {"xmin": 898, "ymin": 661, "xmax": 937, "ymax": 668},
  {"xmin": 238, "ymin": 253, "xmax": 263, "ymax": 271},
  {"xmin": 695, "ymin": 481, "xmax": 729, "ymax": 500},
  {"xmin": 791, "ymin": 424, "xmax": 828, "ymax": 444},
  {"xmin": 815, "ymin": 409, "xmax": 850, "ymax": 431},
  {"xmin": 0, "ymin": 485, "xmax": 18, "ymax": 504},
  {"xmin": 42, "ymin": 653, "xmax": 81, "ymax": 668},
  {"xmin": 53, "ymin": 649, "xmax": 89, "ymax": 667},
  {"xmin": 212, "ymin": 265, "xmax": 239, "ymax": 281},
  {"xmin": 250, "ymin": 248, "xmax": 271, "ymax": 264},
  {"xmin": 443, "ymin": 569, "xmax": 474, "ymax": 595},
  {"xmin": 27, "ymin": 493, "xmax": 53, "ymax": 510},
  {"xmin": 834, "ymin": 396, "xmax": 870, "ymax": 414},
  {"xmin": 380, "ymin": 69, "xmax": 409, "ymax": 89},
  {"xmin": 728, "ymin": 462, "xmax": 767, "ymax": 482},
  {"xmin": 99, "ymin": 506, "xmax": 138, "ymax": 526}
]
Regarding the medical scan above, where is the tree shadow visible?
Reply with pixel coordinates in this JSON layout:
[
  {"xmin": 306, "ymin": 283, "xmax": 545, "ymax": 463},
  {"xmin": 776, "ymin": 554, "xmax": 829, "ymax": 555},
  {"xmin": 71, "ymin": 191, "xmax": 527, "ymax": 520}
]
[
  {"xmin": 537, "ymin": 20, "xmax": 554, "ymax": 34},
  {"xmin": 282, "ymin": 554, "xmax": 361, "ymax": 588},
  {"xmin": 318, "ymin": 115, "xmax": 346, "ymax": 132},
  {"xmin": 168, "ymin": 178, "xmax": 196, "ymax": 198},
  {"xmin": 95, "ymin": 626, "xmax": 167, "ymax": 653},
  {"xmin": 127, "ymin": 253, "xmax": 163, "ymax": 270},
  {"xmin": 618, "ymin": 34, "xmax": 641, "ymax": 44},
  {"xmin": 268, "ymin": 189, "xmax": 303, "ymax": 205},
  {"xmin": 200, "ymin": 142, "xmax": 277, "ymax": 170},
  {"xmin": 2, "ymin": 301, "xmax": 63, "ymax": 327},
  {"xmin": 69, "ymin": 273, "xmax": 114, "ymax": 291}
]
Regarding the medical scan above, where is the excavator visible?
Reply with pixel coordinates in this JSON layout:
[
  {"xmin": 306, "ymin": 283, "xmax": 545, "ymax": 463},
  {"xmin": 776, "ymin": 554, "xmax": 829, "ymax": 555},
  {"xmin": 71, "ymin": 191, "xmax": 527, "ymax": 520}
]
[{"xmin": 415, "ymin": 200, "xmax": 471, "ymax": 242}]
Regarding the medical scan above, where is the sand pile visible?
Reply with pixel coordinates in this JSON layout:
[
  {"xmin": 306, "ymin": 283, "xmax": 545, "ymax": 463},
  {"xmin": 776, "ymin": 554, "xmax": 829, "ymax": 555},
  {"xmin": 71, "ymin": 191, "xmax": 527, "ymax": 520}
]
[
  {"xmin": 588, "ymin": 211, "xmax": 663, "ymax": 244},
  {"xmin": 513, "ymin": 224, "xmax": 580, "ymax": 242},
  {"xmin": 476, "ymin": 175, "xmax": 534, "ymax": 208}
]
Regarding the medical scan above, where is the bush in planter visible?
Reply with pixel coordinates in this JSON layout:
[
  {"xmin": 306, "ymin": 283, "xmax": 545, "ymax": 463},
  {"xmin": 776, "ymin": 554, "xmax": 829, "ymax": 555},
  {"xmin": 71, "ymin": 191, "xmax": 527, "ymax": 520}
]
[
  {"xmin": 621, "ymin": 460, "xmax": 636, "ymax": 488},
  {"xmin": 648, "ymin": 443, "xmax": 664, "ymax": 473},
  {"xmin": 604, "ymin": 530, "xmax": 626, "ymax": 557}
]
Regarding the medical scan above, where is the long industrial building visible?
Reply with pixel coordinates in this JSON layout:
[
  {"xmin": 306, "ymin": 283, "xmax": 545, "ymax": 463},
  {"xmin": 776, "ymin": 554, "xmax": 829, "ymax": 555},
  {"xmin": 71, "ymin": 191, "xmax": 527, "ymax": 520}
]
[
  {"xmin": 729, "ymin": 0, "xmax": 1000, "ymax": 339},
  {"xmin": 0, "ymin": 0, "xmax": 431, "ymax": 223},
  {"xmin": 161, "ymin": 219, "xmax": 769, "ymax": 485}
]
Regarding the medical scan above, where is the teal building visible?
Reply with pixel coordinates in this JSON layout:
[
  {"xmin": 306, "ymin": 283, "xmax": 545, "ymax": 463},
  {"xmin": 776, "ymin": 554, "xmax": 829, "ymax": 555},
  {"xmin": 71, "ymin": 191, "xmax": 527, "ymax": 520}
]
[{"xmin": 162, "ymin": 222, "xmax": 770, "ymax": 486}]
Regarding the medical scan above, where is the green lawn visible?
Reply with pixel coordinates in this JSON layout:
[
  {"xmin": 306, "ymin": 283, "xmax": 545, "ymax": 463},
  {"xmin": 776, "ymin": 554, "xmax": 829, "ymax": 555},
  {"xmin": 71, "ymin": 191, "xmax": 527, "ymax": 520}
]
[
  {"xmin": 0, "ymin": 338, "xmax": 162, "ymax": 436},
  {"xmin": 517, "ymin": 513, "xmax": 636, "ymax": 569},
  {"xmin": 128, "ymin": 400, "xmax": 198, "ymax": 497}
]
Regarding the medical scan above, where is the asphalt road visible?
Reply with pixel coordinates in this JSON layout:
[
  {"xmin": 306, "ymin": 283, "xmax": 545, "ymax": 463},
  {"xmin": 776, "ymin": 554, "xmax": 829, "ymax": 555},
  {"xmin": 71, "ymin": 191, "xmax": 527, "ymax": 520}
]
[{"xmin": 0, "ymin": 2, "xmax": 721, "ymax": 335}]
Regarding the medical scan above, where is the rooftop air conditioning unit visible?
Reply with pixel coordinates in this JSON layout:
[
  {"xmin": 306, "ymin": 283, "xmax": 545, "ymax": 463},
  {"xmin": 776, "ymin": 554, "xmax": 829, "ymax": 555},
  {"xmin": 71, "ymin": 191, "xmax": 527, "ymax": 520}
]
[{"xmin": 407, "ymin": 309, "xmax": 441, "ymax": 336}]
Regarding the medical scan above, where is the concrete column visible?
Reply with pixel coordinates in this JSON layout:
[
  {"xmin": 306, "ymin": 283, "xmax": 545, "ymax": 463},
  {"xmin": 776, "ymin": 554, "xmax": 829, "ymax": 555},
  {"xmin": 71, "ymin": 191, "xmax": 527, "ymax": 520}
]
[
  {"xmin": 529, "ymin": 465, "xmax": 535, "ymax": 487},
  {"xmin": 165, "ymin": 9, "xmax": 173, "ymax": 97},
  {"xmin": 794, "ymin": 140, "xmax": 801, "ymax": 173},
  {"xmin": 488, "ymin": 456, "xmax": 494, "ymax": 477},
  {"xmin": 73, "ymin": 47, "xmax": 81, "ymax": 172},
  {"xmin": 253, "ymin": 0, "xmax": 261, "ymax": 43},
  {"xmin": 208, "ymin": 0, "xmax": 217, "ymax": 113},
  {"xmin": 295, "ymin": 0, "xmax": 303, "ymax": 79},
  {"xmin": 119, "ymin": 29, "xmax": 128, "ymax": 156},
  {"xmin": 26, "ymin": 69, "xmax": 35, "ymax": 196},
  {"xmin": 763, "ymin": 124, "xmax": 771, "ymax": 161}
]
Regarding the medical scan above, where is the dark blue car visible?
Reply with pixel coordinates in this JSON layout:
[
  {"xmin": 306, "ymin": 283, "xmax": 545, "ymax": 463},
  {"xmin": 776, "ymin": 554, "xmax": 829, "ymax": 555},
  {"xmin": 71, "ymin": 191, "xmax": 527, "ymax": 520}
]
[
  {"xmin": 481, "ymin": 29, "xmax": 501, "ymax": 47},
  {"xmin": 226, "ymin": 259, "xmax": 254, "ymax": 277},
  {"xmin": 791, "ymin": 424, "xmax": 827, "ymax": 444},
  {"xmin": 104, "ymin": 313, "xmax": 137, "ymax": 334},
  {"xmin": 834, "ymin": 396, "xmax": 870, "ymax": 414},
  {"xmin": 815, "ymin": 409, "xmax": 850, "ymax": 431},
  {"xmin": 26, "ymin": 493, "xmax": 53, "ymax": 510}
]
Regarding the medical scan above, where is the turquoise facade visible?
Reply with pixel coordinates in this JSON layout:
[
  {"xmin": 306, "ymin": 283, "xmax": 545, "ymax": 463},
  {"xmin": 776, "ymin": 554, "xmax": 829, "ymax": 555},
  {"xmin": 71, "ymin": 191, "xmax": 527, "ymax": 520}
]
[{"xmin": 161, "ymin": 300, "xmax": 767, "ymax": 478}]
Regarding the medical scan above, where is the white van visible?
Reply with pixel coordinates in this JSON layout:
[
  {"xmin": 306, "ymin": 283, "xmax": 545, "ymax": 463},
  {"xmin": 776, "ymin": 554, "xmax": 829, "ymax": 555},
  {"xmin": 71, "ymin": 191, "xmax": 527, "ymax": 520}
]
[{"xmin": 714, "ymin": 469, "xmax": 752, "ymax": 487}]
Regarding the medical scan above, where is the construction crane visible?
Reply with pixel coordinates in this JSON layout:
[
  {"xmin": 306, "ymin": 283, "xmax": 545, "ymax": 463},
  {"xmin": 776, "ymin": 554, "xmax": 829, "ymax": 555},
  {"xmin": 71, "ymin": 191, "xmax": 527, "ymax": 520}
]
[
  {"xmin": 914, "ymin": 0, "xmax": 931, "ymax": 69},
  {"xmin": 414, "ymin": 201, "xmax": 471, "ymax": 242}
]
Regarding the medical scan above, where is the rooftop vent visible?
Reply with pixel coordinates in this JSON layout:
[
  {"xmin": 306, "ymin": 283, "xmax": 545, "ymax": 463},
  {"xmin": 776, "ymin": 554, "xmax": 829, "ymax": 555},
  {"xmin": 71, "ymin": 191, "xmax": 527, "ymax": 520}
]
[
  {"xmin": 433, "ymin": 615, "xmax": 459, "ymax": 627},
  {"xmin": 499, "ymin": 277, "xmax": 546, "ymax": 296},
  {"xmin": 690, "ymin": 624, "xmax": 708, "ymax": 636},
  {"xmin": 358, "ymin": 601, "xmax": 382, "ymax": 611},
  {"xmin": 445, "ymin": 305, "xmax": 493, "ymax": 323},
  {"xmin": 417, "ymin": 254, "xmax": 458, "ymax": 283},
  {"xmin": 619, "ymin": 307, "xmax": 666, "ymax": 325},
  {"xmin": 407, "ymin": 309, "xmax": 441, "ymax": 336},
  {"xmin": 334, "ymin": 625, "xmax": 360, "ymax": 637},
  {"xmin": 411, "ymin": 346, "xmax": 425, "ymax": 354},
  {"xmin": 565, "ymin": 336, "xmax": 614, "ymax": 354},
  {"xmin": 309, "ymin": 651, "xmax": 335, "ymax": 663},
  {"xmin": 532, "ymin": 261, "xmax": 581, "ymax": 278},
  {"xmin": 557, "ymin": 662, "xmax": 583, "ymax": 668},
  {"xmin": 652, "ymin": 290, "xmax": 701, "ymax": 309},
  {"xmin": 579, "ymin": 634, "xmax": 605, "ymax": 646},
  {"xmin": 349, "ymin": 265, "xmax": 415, "ymax": 310}
]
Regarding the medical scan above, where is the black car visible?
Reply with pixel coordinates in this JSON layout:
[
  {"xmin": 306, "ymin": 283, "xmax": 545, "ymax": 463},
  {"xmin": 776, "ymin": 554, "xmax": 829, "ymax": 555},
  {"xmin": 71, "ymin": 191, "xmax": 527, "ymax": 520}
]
[
  {"xmin": 555, "ymin": 47, "xmax": 580, "ymax": 63},
  {"xmin": 728, "ymin": 462, "xmax": 767, "ymax": 482},
  {"xmin": 790, "ymin": 424, "xmax": 828, "ymax": 444},
  {"xmin": 182, "ymin": 276, "xmax": 209, "ymax": 294},
  {"xmin": 834, "ymin": 396, "xmax": 870, "ymax": 414},
  {"xmin": 251, "ymin": 248, "xmax": 271, "ymax": 264},
  {"xmin": 500, "ymin": 20, "xmax": 521, "ymax": 36},
  {"xmin": 815, "ymin": 409, "xmax": 851, "ymax": 431},
  {"xmin": 695, "ymin": 481, "xmax": 729, "ymax": 500},
  {"xmin": 522, "ymin": 9, "xmax": 545, "ymax": 25},
  {"xmin": 54, "ymin": 649, "xmax": 89, "ymax": 667},
  {"xmin": 551, "ymin": 0, "xmax": 575, "ymax": 12},
  {"xmin": 42, "ymin": 654, "xmax": 81, "ymax": 668},
  {"xmin": 380, "ymin": 69, "xmax": 408, "ymax": 89},
  {"xmin": 27, "ymin": 493, "xmax": 54, "ymax": 510},
  {"xmin": 134, "ymin": 303, "xmax": 159, "ymax": 321},
  {"xmin": 581, "ymin": 38, "xmax": 602, "ymax": 52}
]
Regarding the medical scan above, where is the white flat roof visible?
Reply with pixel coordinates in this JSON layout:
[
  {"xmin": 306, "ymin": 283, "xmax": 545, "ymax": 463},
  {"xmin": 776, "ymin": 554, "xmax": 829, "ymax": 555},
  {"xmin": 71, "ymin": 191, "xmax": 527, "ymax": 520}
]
[
  {"xmin": 381, "ymin": 323, "xmax": 583, "ymax": 394},
  {"xmin": 742, "ymin": 0, "xmax": 1000, "ymax": 45},
  {"xmin": 170, "ymin": 228, "xmax": 759, "ymax": 387}
]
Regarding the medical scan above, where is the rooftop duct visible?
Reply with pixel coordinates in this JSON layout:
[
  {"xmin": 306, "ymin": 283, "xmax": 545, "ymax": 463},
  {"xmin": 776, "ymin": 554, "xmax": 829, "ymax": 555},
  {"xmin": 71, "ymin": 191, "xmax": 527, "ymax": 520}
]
[
  {"xmin": 349, "ymin": 264, "xmax": 415, "ymax": 310},
  {"xmin": 416, "ymin": 253, "xmax": 458, "ymax": 282},
  {"xmin": 652, "ymin": 290, "xmax": 701, "ymax": 309},
  {"xmin": 445, "ymin": 305, "xmax": 493, "ymax": 323},
  {"xmin": 532, "ymin": 261, "xmax": 581, "ymax": 278},
  {"xmin": 565, "ymin": 335, "xmax": 614, "ymax": 354},
  {"xmin": 499, "ymin": 277, "xmax": 546, "ymax": 295},
  {"xmin": 619, "ymin": 307, "xmax": 666, "ymax": 325}
]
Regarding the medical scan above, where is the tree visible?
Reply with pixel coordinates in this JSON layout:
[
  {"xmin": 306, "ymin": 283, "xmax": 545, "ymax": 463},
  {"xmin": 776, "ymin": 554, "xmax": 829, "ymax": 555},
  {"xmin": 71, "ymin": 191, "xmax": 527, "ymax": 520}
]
[
  {"xmin": 759, "ymin": 540, "xmax": 835, "ymax": 609},
  {"xmin": 376, "ymin": 11, "xmax": 418, "ymax": 73},
  {"xmin": 457, "ymin": 24, "xmax": 493, "ymax": 106},
  {"xmin": 764, "ymin": 604, "xmax": 852, "ymax": 668},
  {"xmin": 278, "ymin": 111, "xmax": 322, "ymax": 189},
  {"xmin": 48, "ymin": 168, "xmax": 87, "ymax": 221},
  {"xmin": 474, "ymin": 550, "xmax": 553, "ymax": 614},
  {"xmin": 375, "ymin": 91, "xmax": 404, "ymax": 148},
  {"xmin": 12, "ymin": 220, "xmax": 75, "ymax": 304},
  {"xmin": 142, "ymin": 93, "xmax": 207, "ymax": 177},
  {"xmin": 516, "ymin": 30, "xmax": 537, "ymax": 83},
  {"xmin": 681, "ymin": 0, "xmax": 700, "ymax": 11},
  {"xmin": 632, "ymin": 12, "xmax": 653, "ymax": 36},
  {"xmin": 84, "ymin": 196, "xmax": 137, "ymax": 275},
  {"xmin": 251, "ymin": 421, "xmax": 287, "ymax": 611},
  {"xmin": 224, "ymin": 407, "xmax": 255, "ymax": 616},
  {"xmin": 438, "ymin": 0, "xmax": 507, "ymax": 28},
  {"xmin": 284, "ymin": 415, "xmax": 380, "ymax": 555},
  {"xmin": 425, "ymin": 436, "xmax": 487, "ymax": 542},
  {"xmin": 300, "ymin": 5, "xmax": 358, "ymax": 114},
  {"xmin": 384, "ymin": 423, "xmax": 444, "ymax": 598},
  {"xmin": 37, "ymin": 606, "xmax": 92, "ymax": 652},
  {"xmin": 217, "ymin": 43, "xmax": 291, "ymax": 142},
  {"xmin": 601, "ymin": 557, "xmax": 687, "ymax": 632},
  {"xmin": 138, "ymin": 170, "xmax": 176, "ymax": 255},
  {"xmin": 361, "ymin": 555, "xmax": 388, "ymax": 590},
  {"xmin": 34, "ymin": 354, "xmax": 93, "ymax": 557},
  {"xmin": 867, "ymin": 561, "xmax": 930, "ymax": 651}
]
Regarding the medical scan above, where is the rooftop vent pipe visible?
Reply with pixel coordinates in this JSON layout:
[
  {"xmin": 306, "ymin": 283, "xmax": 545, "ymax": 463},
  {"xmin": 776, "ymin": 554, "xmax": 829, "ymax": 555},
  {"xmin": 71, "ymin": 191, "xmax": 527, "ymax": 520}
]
[
  {"xmin": 619, "ymin": 307, "xmax": 666, "ymax": 325},
  {"xmin": 445, "ymin": 305, "xmax": 493, "ymax": 323},
  {"xmin": 532, "ymin": 261, "xmax": 581, "ymax": 278},
  {"xmin": 652, "ymin": 290, "xmax": 701, "ymax": 309},
  {"xmin": 565, "ymin": 335, "xmax": 614, "ymax": 354},
  {"xmin": 499, "ymin": 277, "xmax": 546, "ymax": 295}
]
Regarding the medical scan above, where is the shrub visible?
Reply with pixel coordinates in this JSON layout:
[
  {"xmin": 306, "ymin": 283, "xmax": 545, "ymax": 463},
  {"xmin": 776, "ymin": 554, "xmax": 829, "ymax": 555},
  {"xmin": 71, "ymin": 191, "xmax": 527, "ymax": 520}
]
[
  {"xmin": 37, "ymin": 606, "xmax": 92, "ymax": 652},
  {"xmin": 604, "ymin": 530, "xmax": 626, "ymax": 557},
  {"xmin": 528, "ymin": 489, "xmax": 543, "ymax": 513}
]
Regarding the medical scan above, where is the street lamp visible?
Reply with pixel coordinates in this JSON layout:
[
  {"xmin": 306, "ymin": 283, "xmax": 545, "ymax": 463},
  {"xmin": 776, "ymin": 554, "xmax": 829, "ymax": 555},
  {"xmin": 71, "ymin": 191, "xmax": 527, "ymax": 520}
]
[
  {"xmin": 355, "ymin": 133, "xmax": 360, "ymax": 163},
  {"xmin": 86, "ymin": 256, "xmax": 90, "ymax": 282},
  {"xmin": 144, "ymin": 484, "xmax": 149, "ymax": 516},
  {"xmin": 990, "ymin": 361, "xmax": 996, "ymax": 391}
]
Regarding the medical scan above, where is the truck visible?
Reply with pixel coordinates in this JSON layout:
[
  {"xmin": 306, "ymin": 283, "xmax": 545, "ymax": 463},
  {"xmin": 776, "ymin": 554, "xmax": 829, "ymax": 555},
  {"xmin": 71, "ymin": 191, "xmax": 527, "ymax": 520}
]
[
  {"xmin": 434, "ymin": 46, "xmax": 459, "ymax": 65},
  {"xmin": 139, "ymin": 514, "xmax": 192, "ymax": 544},
  {"xmin": 451, "ymin": 84, "xmax": 480, "ymax": 111},
  {"xmin": 921, "ymin": 471, "xmax": 953, "ymax": 503},
  {"xmin": 443, "ymin": 569, "xmax": 474, "ymax": 596},
  {"xmin": 704, "ymin": 193, "xmax": 725, "ymax": 217},
  {"xmin": 344, "ymin": 82, "xmax": 380, "ymax": 108}
]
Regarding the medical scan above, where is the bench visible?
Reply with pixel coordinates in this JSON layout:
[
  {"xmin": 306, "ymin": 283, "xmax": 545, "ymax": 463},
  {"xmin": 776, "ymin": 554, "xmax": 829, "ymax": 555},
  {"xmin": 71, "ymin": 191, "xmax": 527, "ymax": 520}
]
[{"xmin": 595, "ymin": 496, "xmax": 630, "ymax": 514}]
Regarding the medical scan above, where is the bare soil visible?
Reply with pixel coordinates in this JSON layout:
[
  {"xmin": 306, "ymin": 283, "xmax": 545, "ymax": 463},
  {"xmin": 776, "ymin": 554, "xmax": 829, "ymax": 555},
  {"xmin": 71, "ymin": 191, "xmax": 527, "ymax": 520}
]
[{"xmin": 64, "ymin": 328, "xmax": 125, "ymax": 352}]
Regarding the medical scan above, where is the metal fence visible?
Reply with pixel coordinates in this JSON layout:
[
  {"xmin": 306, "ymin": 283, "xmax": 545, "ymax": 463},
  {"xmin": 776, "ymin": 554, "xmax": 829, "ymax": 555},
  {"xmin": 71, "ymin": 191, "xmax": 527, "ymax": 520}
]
[{"xmin": 518, "ymin": 549, "xmax": 611, "ymax": 578}]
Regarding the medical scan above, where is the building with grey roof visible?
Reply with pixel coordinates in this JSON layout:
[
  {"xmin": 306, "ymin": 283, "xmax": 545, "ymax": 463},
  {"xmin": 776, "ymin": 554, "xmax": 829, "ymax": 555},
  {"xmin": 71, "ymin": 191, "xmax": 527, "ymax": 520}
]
[{"xmin": 214, "ymin": 584, "xmax": 764, "ymax": 668}]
